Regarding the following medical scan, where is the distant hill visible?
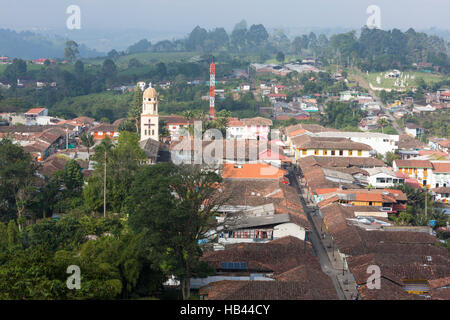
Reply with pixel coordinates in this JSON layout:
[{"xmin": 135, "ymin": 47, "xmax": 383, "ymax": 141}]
[{"xmin": 0, "ymin": 29, "xmax": 102, "ymax": 60}]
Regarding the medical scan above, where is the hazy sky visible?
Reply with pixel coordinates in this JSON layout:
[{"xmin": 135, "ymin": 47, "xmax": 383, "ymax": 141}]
[{"xmin": 1, "ymin": 0, "xmax": 449, "ymax": 32}]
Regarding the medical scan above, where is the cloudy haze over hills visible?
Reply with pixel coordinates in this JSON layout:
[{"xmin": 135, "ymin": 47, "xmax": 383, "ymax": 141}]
[{"xmin": 0, "ymin": 0, "xmax": 449, "ymax": 55}]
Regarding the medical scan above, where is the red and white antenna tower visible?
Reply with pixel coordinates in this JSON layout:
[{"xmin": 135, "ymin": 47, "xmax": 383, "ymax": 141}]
[{"xmin": 209, "ymin": 59, "xmax": 215, "ymax": 119}]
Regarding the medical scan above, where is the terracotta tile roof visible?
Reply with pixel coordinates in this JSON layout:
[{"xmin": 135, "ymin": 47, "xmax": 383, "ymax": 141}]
[
  {"xmin": 292, "ymin": 135, "xmax": 372, "ymax": 151},
  {"xmin": 221, "ymin": 179, "xmax": 306, "ymax": 220},
  {"xmin": 23, "ymin": 141, "xmax": 50, "ymax": 154},
  {"xmin": 289, "ymin": 129, "xmax": 306, "ymax": 137},
  {"xmin": 201, "ymin": 236, "xmax": 318, "ymax": 274},
  {"xmin": 25, "ymin": 108, "xmax": 46, "ymax": 114},
  {"xmin": 428, "ymin": 276, "xmax": 450, "ymax": 290},
  {"xmin": 222, "ymin": 163, "xmax": 287, "ymax": 180},
  {"xmin": 316, "ymin": 188, "xmax": 339, "ymax": 195},
  {"xmin": 418, "ymin": 150, "xmax": 448, "ymax": 157},
  {"xmin": 200, "ymin": 280, "xmax": 338, "ymax": 300},
  {"xmin": 170, "ymin": 139, "xmax": 280, "ymax": 161},
  {"xmin": 38, "ymin": 155, "xmax": 68, "ymax": 176},
  {"xmin": 0, "ymin": 125, "xmax": 55, "ymax": 133},
  {"xmin": 398, "ymin": 134, "xmax": 427, "ymax": 150},
  {"xmin": 431, "ymin": 187, "xmax": 450, "ymax": 194},
  {"xmin": 160, "ymin": 114, "xmax": 192, "ymax": 125},
  {"xmin": 357, "ymin": 278, "xmax": 423, "ymax": 300},
  {"xmin": 283, "ymin": 123, "xmax": 337, "ymax": 137},
  {"xmin": 227, "ymin": 117, "xmax": 244, "ymax": 127},
  {"xmin": 308, "ymin": 156, "xmax": 385, "ymax": 168},
  {"xmin": 430, "ymin": 288, "xmax": 450, "ymax": 300},
  {"xmin": 438, "ymin": 140, "xmax": 450, "ymax": 148},
  {"xmin": 89, "ymin": 123, "xmax": 118, "ymax": 133},
  {"xmin": 394, "ymin": 159, "xmax": 433, "ymax": 168},
  {"xmin": 72, "ymin": 116, "xmax": 95, "ymax": 124},
  {"xmin": 432, "ymin": 162, "xmax": 450, "ymax": 173},
  {"xmin": 258, "ymin": 149, "xmax": 290, "ymax": 162},
  {"xmin": 37, "ymin": 127, "xmax": 65, "ymax": 144},
  {"xmin": 241, "ymin": 117, "xmax": 272, "ymax": 126}
]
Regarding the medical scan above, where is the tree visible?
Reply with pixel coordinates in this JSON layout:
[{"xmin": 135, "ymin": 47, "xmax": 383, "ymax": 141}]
[
  {"xmin": 102, "ymin": 59, "xmax": 117, "ymax": 80},
  {"xmin": 186, "ymin": 26, "xmax": 208, "ymax": 51},
  {"xmin": 128, "ymin": 88, "xmax": 143, "ymax": 134},
  {"xmin": 384, "ymin": 151, "xmax": 399, "ymax": 166},
  {"xmin": 63, "ymin": 160, "xmax": 84, "ymax": 194},
  {"xmin": 74, "ymin": 60, "xmax": 84, "ymax": 76},
  {"xmin": 128, "ymin": 58, "xmax": 143, "ymax": 68},
  {"xmin": 377, "ymin": 118, "xmax": 389, "ymax": 133},
  {"xmin": 127, "ymin": 163, "xmax": 222, "ymax": 300},
  {"xmin": 64, "ymin": 40, "xmax": 79, "ymax": 62},
  {"xmin": 247, "ymin": 24, "xmax": 269, "ymax": 47},
  {"xmin": 0, "ymin": 139, "xmax": 37, "ymax": 224},
  {"xmin": 4, "ymin": 59, "xmax": 27, "ymax": 87},
  {"xmin": 7, "ymin": 220, "xmax": 19, "ymax": 251},
  {"xmin": 80, "ymin": 133, "xmax": 95, "ymax": 159},
  {"xmin": 276, "ymin": 51, "xmax": 285, "ymax": 63},
  {"xmin": 107, "ymin": 49, "xmax": 120, "ymax": 61},
  {"xmin": 84, "ymin": 133, "xmax": 146, "ymax": 215}
]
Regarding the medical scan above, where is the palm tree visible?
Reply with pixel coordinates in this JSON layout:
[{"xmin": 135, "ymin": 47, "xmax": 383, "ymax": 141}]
[
  {"xmin": 80, "ymin": 132, "xmax": 95, "ymax": 159},
  {"xmin": 182, "ymin": 110, "xmax": 195, "ymax": 121},
  {"xmin": 377, "ymin": 118, "xmax": 389, "ymax": 134}
]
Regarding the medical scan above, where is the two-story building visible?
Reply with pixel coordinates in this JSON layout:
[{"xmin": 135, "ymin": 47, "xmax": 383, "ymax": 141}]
[
  {"xmin": 89, "ymin": 123, "xmax": 119, "ymax": 140},
  {"xmin": 393, "ymin": 159, "xmax": 433, "ymax": 188},
  {"xmin": 226, "ymin": 117, "xmax": 272, "ymax": 140},
  {"xmin": 291, "ymin": 135, "xmax": 372, "ymax": 160}
]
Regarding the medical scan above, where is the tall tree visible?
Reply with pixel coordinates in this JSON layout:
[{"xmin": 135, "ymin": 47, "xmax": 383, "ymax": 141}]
[
  {"xmin": 64, "ymin": 40, "xmax": 79, "ymax": 62},
  {"xmin": 128, "ymin": 88, "xmax": 143, "ymax": 134},
  {"xmin": 127, "ymin": 163, "xmax": 223, "ymax": 300},
  {"xmin": 0, "ymin": 139, "xmax": 37, "ymax": 224}
]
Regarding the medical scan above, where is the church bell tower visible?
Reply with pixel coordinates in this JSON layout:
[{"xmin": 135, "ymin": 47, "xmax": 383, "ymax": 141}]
[{"xmin": 140, "ymin": 83, "xmax": 159, "ymax": 141}]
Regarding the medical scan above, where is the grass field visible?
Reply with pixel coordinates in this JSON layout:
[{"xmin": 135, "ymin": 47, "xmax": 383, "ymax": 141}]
[
  {"xmin": 84, "ymin": 51, "xmax": 200, "ymax": 68},
  {"xmin": 0, "ymin": 63, "xmax": 44, "ymax": 76},
  {"xmin": 366, "ymin": 70, "xmax": 445, "ymax": 90}
]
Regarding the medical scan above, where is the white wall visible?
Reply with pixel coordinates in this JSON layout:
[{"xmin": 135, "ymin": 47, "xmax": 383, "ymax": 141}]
[{"xmin": 273, "ymin": 223, "xmax": 306, "ymax": 241}]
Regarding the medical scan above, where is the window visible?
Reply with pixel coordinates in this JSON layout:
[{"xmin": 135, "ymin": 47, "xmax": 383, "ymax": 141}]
[
  {"xmin": 349, "ymin": 150, "xmax": 353, "ymax": 156},
  {"xmin": 323, "ymin": 150, "xmax": 328, "ymax": 156},
  {"xmin": 358, "ymin": 150, "xmax": 362, "ymax": 156},
  {"xmin": 314, "ymin": 150, "xmax": 319, "ymax": 155},
  {"xmin": 152, "ymin": 129, "xmax": 155, "ymax": 135},
  {"xmin": 339, "ymin": 150, "xmax": 343, "ymax": 156},
  {"xmin": 331, "ymin": 150, "xmax": 335, "ymax": 156},
  {"xmin": 145, "ymin": 130, "xmax": 147, "ymax": 135},
  {"xmin": 302, "ymin": 149, "xmax": 307, "ymax": 155}
]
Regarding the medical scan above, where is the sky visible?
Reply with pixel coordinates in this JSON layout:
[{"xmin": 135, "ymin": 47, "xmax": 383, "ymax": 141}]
[{"xmin": 1, "ymin": 0, "xmax": 449, "ymax": 33}]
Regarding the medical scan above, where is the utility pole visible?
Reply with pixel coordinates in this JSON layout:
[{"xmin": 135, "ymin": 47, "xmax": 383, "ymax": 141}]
[{"xmin": 104, "ymin": 149, "xmax": 106, "ymax": 218}]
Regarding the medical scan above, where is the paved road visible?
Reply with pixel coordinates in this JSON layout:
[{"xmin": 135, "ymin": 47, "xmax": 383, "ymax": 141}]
[
  {"xmin": 287, "ymin": 167, "xmax": 358, "ymax": 300},
  {"xmin": 351, "ymin": 71, "xmax": 404, "ymax": 135}
]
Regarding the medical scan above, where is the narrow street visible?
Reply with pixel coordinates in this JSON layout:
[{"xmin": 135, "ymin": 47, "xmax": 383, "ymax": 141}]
[{"xmin": 287, "ymin": 166, "xmax": 359, "ymax": 300}]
